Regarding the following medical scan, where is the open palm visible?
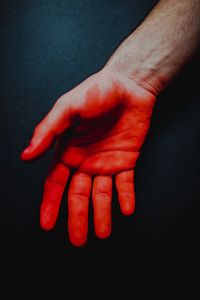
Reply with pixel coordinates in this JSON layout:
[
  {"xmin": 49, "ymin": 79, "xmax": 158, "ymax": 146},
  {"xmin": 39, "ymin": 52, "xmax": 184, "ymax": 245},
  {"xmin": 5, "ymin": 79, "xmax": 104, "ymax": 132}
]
[{"xmin": 21, "ymin": 69, "xmax": 156, "ymax": 246}]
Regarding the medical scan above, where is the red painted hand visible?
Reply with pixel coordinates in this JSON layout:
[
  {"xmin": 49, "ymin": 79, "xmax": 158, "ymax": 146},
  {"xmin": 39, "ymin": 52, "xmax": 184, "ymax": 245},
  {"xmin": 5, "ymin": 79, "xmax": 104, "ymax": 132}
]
[{"xmin": 21, "ymin": 69, "xmax": 156, "ymax": 246}]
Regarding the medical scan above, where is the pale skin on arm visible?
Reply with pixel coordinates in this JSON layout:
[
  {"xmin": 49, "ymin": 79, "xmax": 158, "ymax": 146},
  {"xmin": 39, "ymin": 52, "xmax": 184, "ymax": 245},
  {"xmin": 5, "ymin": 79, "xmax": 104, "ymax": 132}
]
[
  {"xmin": 106, "ymin": 0, "xmax": 200, "ymax": 94},
  {"xmin": 21, "ymin": 0, "xmax": 200, "ymax": 246}
]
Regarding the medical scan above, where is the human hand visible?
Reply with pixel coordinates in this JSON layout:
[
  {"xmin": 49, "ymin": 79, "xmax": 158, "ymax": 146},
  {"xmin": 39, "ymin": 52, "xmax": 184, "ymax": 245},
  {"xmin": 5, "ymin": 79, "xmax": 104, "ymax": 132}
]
[{"xmin": 21, "ymin": 68, "xmax": 156, "ymax": 246}]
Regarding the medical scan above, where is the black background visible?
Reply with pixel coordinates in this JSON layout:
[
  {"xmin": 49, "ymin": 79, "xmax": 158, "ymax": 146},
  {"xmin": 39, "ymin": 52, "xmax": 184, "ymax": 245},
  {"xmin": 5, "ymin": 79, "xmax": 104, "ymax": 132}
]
[{"xmin": 1, "ymin": 0, "xmax": 200, "ymax": 271}]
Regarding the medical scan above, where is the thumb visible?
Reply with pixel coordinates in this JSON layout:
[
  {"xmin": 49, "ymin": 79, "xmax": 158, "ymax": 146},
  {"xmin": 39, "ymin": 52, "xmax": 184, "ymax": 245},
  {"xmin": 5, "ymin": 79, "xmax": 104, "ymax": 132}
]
[{"xmin": 21, "ymin": 93, "xmax": 78, "ymax": 160}]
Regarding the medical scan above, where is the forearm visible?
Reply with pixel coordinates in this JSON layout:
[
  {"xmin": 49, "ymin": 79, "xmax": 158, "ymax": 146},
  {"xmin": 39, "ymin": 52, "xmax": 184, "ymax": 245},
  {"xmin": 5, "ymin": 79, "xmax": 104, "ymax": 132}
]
[{"xmin": 105, "ymin": 0, "xmax": 200, "ymax": 95}]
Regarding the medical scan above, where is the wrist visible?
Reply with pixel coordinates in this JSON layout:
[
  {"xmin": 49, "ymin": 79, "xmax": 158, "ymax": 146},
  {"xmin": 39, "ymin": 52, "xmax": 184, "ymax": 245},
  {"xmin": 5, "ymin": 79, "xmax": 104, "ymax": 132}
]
[
  {"xmin": 104, "ymin": 34, "xmax": 168, "ymax": 97},
  {"xmin": 104, "ymin": 58, "xmax": 164, "ymax": 97}
]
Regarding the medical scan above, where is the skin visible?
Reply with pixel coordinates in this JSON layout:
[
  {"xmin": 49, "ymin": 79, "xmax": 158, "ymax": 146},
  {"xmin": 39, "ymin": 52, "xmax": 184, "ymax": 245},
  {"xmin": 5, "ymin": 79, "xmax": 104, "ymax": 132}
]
[
  {"xmin": 21, "ymin": 0, "xmax": 200, "ymax": 246},
  {"xmin": 21, "ymin": 70, "xmax": 155, "ymax": 246}
]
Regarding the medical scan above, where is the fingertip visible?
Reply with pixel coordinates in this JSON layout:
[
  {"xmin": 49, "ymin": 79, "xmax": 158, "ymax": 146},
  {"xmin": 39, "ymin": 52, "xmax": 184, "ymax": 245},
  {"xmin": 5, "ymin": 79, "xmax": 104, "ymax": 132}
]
[
  {"xmin": 40, "ymin": 219, "xmax": 55, "ymax": 231},
  {"xmin": 69, "ymin": 232, "xmax": 87, "ymax": 247},
  {"xmin": 40, "ymin": 213, "xmax": 56, "ymax": 230},
  {"xmin": 40, "ymin": 214, "xmax": 55, "ymax": 230},
  {"xmin": 40, "ymin": 205, "xmax": 57, "ymax": 231},
  {"xmin": 20, "ymin": 146, "xmax": 32, "ymax": 160},
  {"xmin": 68, "ymin": 219, "xmax": 88, "ymax": 247},
  {"xmin": 121, "ymin": 203, "xmax": 135, "ymax": 216},
  {"xmin": 95, "ymin": 226, "xmax": 111, "ymax": 239}
]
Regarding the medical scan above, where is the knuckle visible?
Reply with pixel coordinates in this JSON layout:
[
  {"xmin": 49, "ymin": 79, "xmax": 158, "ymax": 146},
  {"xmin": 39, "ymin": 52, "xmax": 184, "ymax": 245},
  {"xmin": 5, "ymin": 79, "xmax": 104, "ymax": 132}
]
[{"xmin": 95, "ymin": 192, "xmax": 111, "ymax": 202}]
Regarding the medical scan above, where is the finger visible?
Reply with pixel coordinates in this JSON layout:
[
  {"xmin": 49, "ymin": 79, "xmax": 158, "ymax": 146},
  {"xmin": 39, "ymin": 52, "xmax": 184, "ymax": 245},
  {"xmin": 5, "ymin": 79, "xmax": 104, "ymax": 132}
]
[
  {"xmin": 20, "ymin": 74, "xmax": 124, "ymax": 161},
  {"xmin": 68, "ymin": 172, "xmax": 92, "ymax": 247},
  {"xmin": 21, "ymin": 92, "xmax": 79, "ymax": 160},
  {"xmin": 92, "ymin": 175, "xmax": 112, "ymax": 239},
  {"xmin": 40, "ymin": 162, "xmax": 70, "ymax": 230},
  {"xmin": 115, "ymin": 170, "xmax": 135, "ymax": 215}
]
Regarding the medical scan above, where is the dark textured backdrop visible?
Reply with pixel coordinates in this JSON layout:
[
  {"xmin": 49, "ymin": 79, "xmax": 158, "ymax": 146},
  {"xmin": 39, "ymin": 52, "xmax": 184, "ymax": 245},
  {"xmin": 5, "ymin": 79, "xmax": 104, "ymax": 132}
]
[{"xmin": 1, "ymin": 0, "xmax": 200, "ymax": 267}]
